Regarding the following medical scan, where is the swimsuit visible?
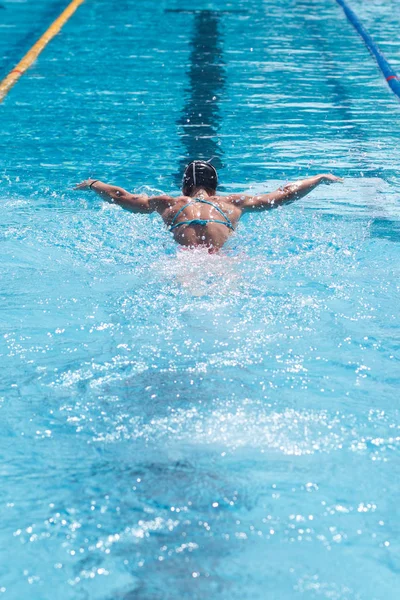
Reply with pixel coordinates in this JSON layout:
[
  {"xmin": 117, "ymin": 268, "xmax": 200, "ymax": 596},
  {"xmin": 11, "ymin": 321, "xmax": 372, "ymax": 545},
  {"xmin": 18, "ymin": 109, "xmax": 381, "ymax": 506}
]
[{"xmin": 169, "ymin": 198, "xmax": 234, "ymax": 231}]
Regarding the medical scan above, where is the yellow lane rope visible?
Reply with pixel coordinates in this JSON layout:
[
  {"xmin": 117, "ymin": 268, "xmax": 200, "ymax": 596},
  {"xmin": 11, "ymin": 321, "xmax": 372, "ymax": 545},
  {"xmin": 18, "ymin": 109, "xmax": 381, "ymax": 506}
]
[{"xmin": 0, "ymin": 0, "xmax": 86, "ymax": 103}]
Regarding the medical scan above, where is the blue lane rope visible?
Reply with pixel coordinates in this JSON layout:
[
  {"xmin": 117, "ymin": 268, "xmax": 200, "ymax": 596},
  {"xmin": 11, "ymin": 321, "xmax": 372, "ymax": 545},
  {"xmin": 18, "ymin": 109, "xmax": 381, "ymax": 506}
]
[{"xmin": 335, "ymin": 0, "xmax": 400, "ymax": 100}]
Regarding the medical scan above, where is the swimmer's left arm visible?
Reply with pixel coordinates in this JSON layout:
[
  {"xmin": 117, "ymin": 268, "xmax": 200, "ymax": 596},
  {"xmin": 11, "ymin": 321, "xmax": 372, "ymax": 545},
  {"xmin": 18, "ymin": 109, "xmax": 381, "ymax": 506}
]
[
  {"xmin": 236, "ymin": 174, "xmax": 343, "ymax": 212},
  {"xmin": 74, "ymin": 179, "xmax": 168, "ymax": 213}
]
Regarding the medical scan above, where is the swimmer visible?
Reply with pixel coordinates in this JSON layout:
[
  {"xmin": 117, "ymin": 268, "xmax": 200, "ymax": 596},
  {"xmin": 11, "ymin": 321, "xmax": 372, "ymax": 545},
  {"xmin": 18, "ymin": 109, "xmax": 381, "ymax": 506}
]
[{"xmin": 75, "ymin": 161, "xmax": 342, "ymax": 251}]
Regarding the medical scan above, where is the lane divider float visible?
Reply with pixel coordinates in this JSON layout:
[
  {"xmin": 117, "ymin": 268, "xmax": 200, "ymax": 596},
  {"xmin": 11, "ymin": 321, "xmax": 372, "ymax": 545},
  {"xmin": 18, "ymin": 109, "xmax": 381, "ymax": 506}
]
[
  {"xmin": 335, "ymin": 0, "xmax": 400, "ymax": 100},
  {"xmin": 0, "ymin": 0, "xmax": 85, "ymax": 103}
]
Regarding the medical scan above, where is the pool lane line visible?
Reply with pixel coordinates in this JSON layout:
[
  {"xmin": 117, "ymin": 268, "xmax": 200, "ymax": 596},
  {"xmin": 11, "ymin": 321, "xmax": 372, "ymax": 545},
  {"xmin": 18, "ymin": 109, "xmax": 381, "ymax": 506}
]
[
  {"xmin": 335, "ymin": 0, "xmax": 400, "ymax": 100},
  {"xmin": 0, "ymin": 0, "xmax": 85, "ymax": 103}
]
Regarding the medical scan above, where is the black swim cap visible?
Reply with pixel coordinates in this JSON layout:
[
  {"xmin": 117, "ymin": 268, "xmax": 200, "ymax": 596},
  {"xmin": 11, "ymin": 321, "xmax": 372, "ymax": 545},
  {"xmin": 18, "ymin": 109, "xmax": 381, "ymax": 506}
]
[{"xmin": 182, "ymin": 160, "xmax": 218, "ymax": 193}]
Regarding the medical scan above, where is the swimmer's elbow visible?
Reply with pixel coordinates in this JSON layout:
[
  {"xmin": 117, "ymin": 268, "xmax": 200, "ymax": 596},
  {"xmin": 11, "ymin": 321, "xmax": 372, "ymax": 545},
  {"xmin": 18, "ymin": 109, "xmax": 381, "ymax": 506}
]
[{"xmin": 122, "ymin": 193, "xmax": 152, "ymax": 213}]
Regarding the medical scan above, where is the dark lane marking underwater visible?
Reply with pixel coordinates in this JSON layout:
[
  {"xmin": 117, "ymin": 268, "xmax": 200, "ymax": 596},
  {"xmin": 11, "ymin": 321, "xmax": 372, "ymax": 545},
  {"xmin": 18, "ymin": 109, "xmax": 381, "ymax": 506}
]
[
  {"xmin": 173, "ymin": 9, "xmax": 226, "ymax": 187},
  {"xmin": 166, "ymin": 9, "xmax": 247, "ymax": 14}
]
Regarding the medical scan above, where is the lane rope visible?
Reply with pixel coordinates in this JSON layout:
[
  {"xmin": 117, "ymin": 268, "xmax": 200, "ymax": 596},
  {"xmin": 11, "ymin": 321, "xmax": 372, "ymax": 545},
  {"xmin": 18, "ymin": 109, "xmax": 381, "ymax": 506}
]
[
  {"xmin": 0, "ymin": 0, "xmax": 85, "ymax": 103},
  {"xmin": 335, "ymin": 0, "xmax": 400, "ymax": 100}
]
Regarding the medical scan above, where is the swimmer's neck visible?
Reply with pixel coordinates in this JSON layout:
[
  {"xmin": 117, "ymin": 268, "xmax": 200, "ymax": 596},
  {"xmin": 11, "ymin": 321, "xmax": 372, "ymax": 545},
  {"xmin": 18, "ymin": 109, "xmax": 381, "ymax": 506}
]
[{"xmin": 188, "ymin": 187, "xmax": 214, "ymax": 198}]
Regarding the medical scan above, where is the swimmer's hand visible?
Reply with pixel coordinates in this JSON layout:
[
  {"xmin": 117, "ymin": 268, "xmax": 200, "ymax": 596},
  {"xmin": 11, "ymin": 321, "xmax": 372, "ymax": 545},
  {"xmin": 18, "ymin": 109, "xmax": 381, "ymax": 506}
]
[
  {"xmin": 74, "ymin": 179, "xmax": 98, "ymax": 190},
  {"xmin": 319, "ymin": 174, "xmax": 344, "ymax": 184}
]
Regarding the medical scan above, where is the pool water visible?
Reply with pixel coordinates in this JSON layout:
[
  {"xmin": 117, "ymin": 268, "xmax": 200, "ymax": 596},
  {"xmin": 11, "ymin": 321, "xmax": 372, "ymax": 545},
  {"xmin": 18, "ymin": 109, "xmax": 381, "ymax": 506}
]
[{"xmin": 0, "ymin": 0, "xmax": 399, "ymax": 598}]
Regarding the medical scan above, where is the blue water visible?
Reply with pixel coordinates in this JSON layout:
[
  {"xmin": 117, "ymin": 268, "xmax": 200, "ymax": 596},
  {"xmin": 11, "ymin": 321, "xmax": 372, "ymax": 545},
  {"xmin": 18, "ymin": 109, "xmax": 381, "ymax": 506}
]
[{"xmin": 1, "ymin": 0, "xmax": 400, "ymax": 598}]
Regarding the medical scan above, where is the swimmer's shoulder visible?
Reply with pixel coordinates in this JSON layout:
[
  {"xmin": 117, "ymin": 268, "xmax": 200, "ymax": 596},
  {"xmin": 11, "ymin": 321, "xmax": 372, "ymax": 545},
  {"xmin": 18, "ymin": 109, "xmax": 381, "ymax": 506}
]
[
  {"xmin": 152, "ymin": 194, "xmax": 189, "ymax": 214},
  {"xmin": 213, "ymin": 193, "xmax": 250, "ymax": 207},
  {"xmin": 149, "ymin": 194, "xmax": 180, "ymax": 209}
]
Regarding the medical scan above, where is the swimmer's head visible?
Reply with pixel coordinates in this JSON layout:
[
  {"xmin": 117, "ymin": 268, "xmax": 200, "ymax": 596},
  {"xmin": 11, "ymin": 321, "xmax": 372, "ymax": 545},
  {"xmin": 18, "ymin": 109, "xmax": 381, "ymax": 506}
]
[{"xmin": 182, "ymin": 160, "xmax": 218, "ymax": 196}]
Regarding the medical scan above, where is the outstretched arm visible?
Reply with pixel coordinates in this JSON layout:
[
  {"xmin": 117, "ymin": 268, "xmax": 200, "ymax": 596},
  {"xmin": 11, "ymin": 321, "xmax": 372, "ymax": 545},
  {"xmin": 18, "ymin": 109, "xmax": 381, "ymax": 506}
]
[
  {"xmin": 240, "ymin": 174, "xmax": 343, "ymax": 212},
  {"xmin": 75, "ymin": 179, "xmax": 170, "ymax": 213}
]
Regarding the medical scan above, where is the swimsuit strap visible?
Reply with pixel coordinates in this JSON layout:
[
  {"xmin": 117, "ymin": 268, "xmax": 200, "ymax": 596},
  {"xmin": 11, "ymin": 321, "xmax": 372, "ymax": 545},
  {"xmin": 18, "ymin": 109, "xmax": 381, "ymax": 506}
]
[
  {"xmin": 170, "ymin": 218, "xmax": 234, "ymax": 231},
  {"xmin": 169, "ymin": 200, "xmax": 195, "ymax": 229},
  {"xmin": 195, "ymin": 198, "xmax": 233, "ymax": 228},
  {"xmin": 169, "ymin": 197, "xmax": 234, "ymax": 231}
]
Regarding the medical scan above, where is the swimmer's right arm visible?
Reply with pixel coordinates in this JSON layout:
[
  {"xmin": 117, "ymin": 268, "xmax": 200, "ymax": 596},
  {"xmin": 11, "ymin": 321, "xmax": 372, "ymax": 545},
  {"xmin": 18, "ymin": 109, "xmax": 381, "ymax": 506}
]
[{"xmin": 74, "ymin": 179, "xmax": 169, "ymax": 213}]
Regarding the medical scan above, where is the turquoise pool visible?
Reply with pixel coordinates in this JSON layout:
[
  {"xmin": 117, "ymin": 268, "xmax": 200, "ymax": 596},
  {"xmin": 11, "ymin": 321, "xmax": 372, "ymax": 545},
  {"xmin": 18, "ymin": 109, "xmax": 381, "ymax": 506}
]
[{"xmin": 0, "ymin": 0, "xmax": 399, "ymax": 597}]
